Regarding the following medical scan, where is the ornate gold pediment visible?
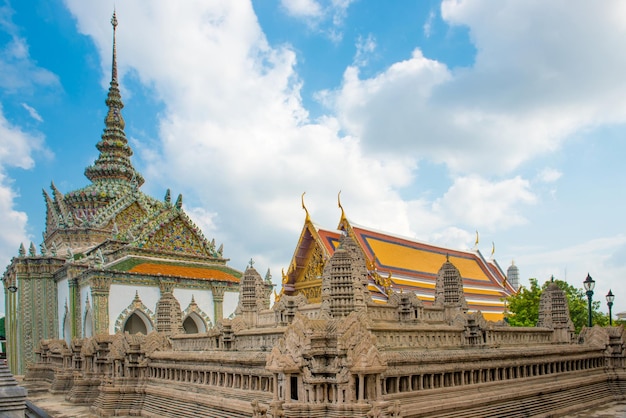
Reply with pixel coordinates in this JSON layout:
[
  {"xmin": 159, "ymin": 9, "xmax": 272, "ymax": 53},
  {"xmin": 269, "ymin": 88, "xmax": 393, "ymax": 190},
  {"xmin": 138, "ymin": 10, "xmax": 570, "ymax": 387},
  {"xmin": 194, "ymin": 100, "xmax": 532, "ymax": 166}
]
[
  {"xmin": 143, "ymin": 217, "xmax": 206, "ymax": 256},
  {"xmin": 293, "ymin": 244, "xmax": 325, "ymax": 302},
  {"xmin": 111, "ymin": 202, "xmax": 146, "ymax": 234}
]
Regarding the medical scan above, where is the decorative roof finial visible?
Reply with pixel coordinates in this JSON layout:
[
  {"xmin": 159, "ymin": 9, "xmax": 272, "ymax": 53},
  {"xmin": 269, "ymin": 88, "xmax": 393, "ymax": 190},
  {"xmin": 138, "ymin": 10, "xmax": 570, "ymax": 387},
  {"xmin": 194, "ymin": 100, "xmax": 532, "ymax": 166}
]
[
  {"xmin": 338, "ymin": 190, "xmax": 346, "ymax": 221},
  {"xmin": 301, "ymin": 192, "xmax": 310, "ymax": 222},
  {"xmin": 111, "ymin": 11, "xmax": 118, "ymax": 81}
]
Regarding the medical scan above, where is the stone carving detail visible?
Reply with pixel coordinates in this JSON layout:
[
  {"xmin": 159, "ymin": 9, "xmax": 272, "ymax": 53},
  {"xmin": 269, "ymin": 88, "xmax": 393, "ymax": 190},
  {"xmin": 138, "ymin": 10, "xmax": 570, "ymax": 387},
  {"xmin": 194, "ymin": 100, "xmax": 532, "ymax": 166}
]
[
  {"xmin": 155, "ymin": 290, "xmax": 183, "ymax": 335},
  {"xmin": 142, "ymin": 330, "xmax": 172, "ymax": 355},
  {"xmin": 434, "ymin": 256, "xmax": 468, "ymax": 311},
  {"xmin": 302, "ymin": 245, "xmax": 325, "ymax": 283},
  {"xmin": 538, "ymin": 281, "xmax": 573, "ymax": 329},
  {"xmin": 321, "ymin": 234, "xmax": 370, "ymax": 318}
]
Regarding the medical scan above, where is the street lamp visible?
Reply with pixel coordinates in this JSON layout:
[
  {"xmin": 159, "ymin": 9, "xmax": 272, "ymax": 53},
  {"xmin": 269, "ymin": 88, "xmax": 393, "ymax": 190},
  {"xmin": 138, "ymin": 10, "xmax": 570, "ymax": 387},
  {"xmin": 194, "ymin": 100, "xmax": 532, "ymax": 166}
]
[
  {"xmin": 583, "ymin": 273, "xmax": 595, "ymax": 328},
  {"xmin": 606, "ymin": 289, "xmax": 615, "ymax": 326}
]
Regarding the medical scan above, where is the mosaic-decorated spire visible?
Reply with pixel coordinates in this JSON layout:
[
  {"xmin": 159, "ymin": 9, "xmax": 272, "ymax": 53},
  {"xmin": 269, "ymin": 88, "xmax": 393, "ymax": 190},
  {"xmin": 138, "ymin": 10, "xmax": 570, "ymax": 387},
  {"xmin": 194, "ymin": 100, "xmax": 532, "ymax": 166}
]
[{"xmin": 84, "ymin": 11, "xmax": 144, "ymax": 188}]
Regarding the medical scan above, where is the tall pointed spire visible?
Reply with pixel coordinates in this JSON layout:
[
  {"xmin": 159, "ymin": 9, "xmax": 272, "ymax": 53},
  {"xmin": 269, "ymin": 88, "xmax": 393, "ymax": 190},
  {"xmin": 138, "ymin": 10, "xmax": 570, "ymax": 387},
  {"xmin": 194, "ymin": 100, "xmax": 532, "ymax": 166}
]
[{"xmin": 84, "ymin": 11, "xmax": 144, "ymax": 189}]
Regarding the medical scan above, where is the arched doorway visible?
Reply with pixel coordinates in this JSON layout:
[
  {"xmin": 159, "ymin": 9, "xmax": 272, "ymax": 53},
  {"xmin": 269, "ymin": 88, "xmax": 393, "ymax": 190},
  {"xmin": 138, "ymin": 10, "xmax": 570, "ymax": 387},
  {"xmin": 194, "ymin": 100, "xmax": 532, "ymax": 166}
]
[{"xmin": 123, "ymin": 311, "xmax": 153, "ymax": 334}]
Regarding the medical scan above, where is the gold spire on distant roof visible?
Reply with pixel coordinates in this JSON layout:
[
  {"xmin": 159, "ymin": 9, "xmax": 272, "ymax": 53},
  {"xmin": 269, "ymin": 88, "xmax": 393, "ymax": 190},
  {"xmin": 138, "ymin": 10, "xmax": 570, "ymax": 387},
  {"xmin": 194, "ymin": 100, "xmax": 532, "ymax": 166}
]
[
  {"xmin": 338, "ymin": 190, "xmax": 346, "ymax": 222},
  {"xmin": 301, "ymin": 192, "xmax": 310, "ymax": 222}
]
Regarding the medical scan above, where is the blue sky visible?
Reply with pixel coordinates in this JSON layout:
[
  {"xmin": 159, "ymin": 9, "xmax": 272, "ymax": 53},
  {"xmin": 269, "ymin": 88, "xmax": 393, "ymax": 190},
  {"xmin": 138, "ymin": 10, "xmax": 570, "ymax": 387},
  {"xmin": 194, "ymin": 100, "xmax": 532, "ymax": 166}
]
[{"xmin": 1, "ymin": 0, "xmax": 625, "ymax": 317}]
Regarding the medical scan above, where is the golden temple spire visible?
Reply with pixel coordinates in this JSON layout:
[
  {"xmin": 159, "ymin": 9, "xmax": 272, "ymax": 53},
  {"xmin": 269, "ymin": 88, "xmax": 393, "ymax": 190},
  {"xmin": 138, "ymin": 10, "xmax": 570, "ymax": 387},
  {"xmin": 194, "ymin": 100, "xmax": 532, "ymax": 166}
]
[
  {"xmin": 111, "ymin": 10, "xmax": 118, "ymax": 82},
  {"xmin": 84, "ymin": 11, "xmax": 145, "ymax": 189}
]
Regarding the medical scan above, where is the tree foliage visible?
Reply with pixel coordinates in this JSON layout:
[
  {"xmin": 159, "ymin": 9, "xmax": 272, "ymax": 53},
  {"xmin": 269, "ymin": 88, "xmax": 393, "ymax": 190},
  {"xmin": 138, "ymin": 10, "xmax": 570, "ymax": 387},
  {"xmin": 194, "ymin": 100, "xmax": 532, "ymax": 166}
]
[{"xmin": 505, "ymin": 278, "xmax": 609, "ymax": 333}]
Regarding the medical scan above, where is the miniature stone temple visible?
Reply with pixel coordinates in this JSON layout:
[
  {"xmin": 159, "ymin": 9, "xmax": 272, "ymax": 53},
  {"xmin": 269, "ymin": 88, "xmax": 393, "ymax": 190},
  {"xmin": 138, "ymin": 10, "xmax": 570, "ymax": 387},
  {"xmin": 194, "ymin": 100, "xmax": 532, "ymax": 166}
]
[
  {"xmin": 6, "ymin": 13, "xmax": 626, "ymax": 418},
  {"xmin": 23, "ymin": 233, "xmax": 626, "ymax": 417}
]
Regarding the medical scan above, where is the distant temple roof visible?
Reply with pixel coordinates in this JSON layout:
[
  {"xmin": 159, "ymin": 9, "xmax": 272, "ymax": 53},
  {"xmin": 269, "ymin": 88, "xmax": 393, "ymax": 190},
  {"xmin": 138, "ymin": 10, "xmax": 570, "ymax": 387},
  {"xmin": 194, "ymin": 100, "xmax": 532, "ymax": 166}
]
[{"xmin": 282, "ymin": 196, "xmax": 516, "ymax": 321}]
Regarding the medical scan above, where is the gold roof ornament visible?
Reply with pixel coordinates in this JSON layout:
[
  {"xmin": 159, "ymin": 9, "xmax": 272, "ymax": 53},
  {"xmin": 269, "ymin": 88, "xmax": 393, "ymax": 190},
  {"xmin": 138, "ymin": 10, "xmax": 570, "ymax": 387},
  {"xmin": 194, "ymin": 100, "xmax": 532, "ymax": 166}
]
[
  {"xmin": 301, "ymin": 192, "xmax": 310, "ymax": 223},
  {"xmin": 338, "ymin": 190, "xmax": 346, "ymax": 222}
]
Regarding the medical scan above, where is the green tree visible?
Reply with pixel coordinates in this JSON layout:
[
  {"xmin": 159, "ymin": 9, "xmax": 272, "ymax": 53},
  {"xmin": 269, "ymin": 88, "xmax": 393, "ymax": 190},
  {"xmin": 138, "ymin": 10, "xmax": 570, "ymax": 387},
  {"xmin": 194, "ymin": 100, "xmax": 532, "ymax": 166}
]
[
  {"xmin": 505, "ymin": 278, "xmax": 542, "ymax": 327},
  {"xmin": 506, "ymin": 278, "xmax": 609, "ymax": 333}
]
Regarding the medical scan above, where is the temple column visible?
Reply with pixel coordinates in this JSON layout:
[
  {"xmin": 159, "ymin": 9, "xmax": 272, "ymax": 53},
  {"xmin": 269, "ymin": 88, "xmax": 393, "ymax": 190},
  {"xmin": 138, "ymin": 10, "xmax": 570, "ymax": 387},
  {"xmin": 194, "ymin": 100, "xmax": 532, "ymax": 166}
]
[
  {"xmin": 69, "ymin": 277, "xmax": 81, "ymax": 338},
  {"xmin": 358, "ymin": 374, "xmax": 364, "ymax": 403},
  {"xmin": 212, "ymin": 285, "xmax": 226, "ymax": 322},
  {"xmin": 90, "ymin": 276, "xmax": 112, "ymax": 334},
  {"xmin": 285, "ymin": 374, "xmax": 291, "ymax": 401}
]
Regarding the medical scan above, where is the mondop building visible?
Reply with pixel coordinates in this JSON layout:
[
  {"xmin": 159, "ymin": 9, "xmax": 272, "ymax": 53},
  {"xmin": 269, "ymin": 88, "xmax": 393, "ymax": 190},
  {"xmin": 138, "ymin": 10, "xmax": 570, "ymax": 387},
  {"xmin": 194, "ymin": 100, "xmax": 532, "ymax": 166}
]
[{"xmin": 4, "ymin": 15, "xmax": 626, "ymax": 418}]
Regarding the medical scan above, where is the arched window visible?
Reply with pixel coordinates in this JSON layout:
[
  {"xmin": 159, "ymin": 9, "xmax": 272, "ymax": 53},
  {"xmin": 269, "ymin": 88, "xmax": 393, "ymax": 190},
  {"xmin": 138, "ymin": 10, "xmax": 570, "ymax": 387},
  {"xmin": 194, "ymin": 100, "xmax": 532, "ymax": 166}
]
[
  {"xmin": 84, "ymin": 305, "xmax": 94, "ymax": 338},
  {"xmin": 183, "ymin": 316, "xmax": 198, "ymax": 333},
  {"xmin": 182, "ymin": 312, "xmax": 206, "ymax": 334},
  {"xmin": 123, "ymin": 311, "xmax": 153, "ymax": 335},
  {"xmin": 114, "ymin": 292, "xmax": 156, "ymax": 334}
]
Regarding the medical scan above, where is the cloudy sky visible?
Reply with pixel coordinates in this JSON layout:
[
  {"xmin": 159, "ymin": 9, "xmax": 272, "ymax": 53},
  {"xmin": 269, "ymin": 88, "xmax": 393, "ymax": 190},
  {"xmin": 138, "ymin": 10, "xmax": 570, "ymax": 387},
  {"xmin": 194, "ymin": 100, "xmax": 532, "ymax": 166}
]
[{"xmin": 1, "ymin": 0, "xmax": 625, "ymax": 317}]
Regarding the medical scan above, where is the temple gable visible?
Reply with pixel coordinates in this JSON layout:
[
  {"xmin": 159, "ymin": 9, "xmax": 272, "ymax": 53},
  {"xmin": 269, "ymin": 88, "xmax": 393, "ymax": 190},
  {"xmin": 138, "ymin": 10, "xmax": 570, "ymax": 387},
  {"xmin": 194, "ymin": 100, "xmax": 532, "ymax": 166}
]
[
  {"xmin": 110, "ymin": 202, "xmax": 147, "ymax": 233},
  {"xmin": 141, "ymin": 216, "xmax": 210, "ymax": 257}
]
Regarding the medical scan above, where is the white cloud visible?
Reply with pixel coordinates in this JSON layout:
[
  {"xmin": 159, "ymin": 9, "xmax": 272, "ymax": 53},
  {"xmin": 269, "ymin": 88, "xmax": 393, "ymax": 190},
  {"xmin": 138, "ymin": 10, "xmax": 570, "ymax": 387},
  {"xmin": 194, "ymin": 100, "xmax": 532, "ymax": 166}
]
[
  {"xmin": 434, "ymin": 175, "xmax": 536, "ymax": 230},
  {"xmin": 21, "ymin": 103, "xmax": 43, "ymax": 122},
  {"xmin": 327, "ymin": 0, "xmax": 626, "ymax": 174},
  {"xmin": 517, "ymin": 234, "xmax": 626, "ymax": 312},
  {"xmin": 0, "ymin": 104, "xmax": 43, "ymax": 169},
  {"xmin": 423, "ymin": 10, "xmax": 436, "ymax": 38},
  {"xmin": 353, "ymin": 34, "xmax": 376, "ymax": 68},
  {"xmin": 281, "ymin": 0, "xmax": 322, "ymax": 18},
  {"xmin": 0, "ymin": 36, "xmax": 58, "ymax": 92},
  {"xmin": 278, "ymin": 0, "xmax": 355, "ymax": 41},
  {"xmin": 536, "ymin": 168, "xmax": 562, "ymax": 183}
]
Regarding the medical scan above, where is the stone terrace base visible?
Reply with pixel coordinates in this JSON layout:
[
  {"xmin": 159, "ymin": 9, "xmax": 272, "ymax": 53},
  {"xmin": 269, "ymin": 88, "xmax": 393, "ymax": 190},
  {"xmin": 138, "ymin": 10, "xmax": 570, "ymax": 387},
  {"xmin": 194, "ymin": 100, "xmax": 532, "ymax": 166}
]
[
  {"xmin": 0, "ymin": 364, "xmax": 27, "ymax": 418},
  {"xmin": 396, "ymin": 370, "xmax": 626, "ymax": 418},
  {"xmin": 18, "ymin": 379, "xmax": 93, "ymax": 418}
]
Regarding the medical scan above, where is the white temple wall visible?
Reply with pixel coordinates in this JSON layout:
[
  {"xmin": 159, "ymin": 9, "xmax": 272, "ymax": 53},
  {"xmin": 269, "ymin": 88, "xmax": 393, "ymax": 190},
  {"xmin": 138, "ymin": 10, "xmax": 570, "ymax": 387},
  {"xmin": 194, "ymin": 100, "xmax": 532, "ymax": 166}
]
[
  {"xmin": 108, "ymin": 284, "xmax": 160, "ymax": 334},
  {"xmin": 80, "ymin": 286, "xmax": 90, "ymax": 316},
  {"xmin": 56, "ymin": 277, "xmax": 69, "ymax": 338},
  {"xmin": 223, "ymin": 291, "xmax": 239, "ymax": 319}
]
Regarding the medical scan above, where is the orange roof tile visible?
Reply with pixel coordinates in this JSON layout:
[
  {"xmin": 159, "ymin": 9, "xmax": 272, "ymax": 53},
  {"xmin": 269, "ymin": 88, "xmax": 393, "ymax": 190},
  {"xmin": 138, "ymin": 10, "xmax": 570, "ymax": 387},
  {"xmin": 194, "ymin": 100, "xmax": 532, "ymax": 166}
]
[{"xmin": 129, "ymin": 263, "xmax": 239, "ymax": 283}]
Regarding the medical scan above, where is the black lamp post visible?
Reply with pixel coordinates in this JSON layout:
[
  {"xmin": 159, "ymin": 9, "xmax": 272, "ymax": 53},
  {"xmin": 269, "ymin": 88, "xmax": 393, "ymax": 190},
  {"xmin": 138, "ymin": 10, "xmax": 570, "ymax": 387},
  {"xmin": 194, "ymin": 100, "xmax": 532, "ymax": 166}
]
[
  {"xmin": 583, "ymin": 273, "xmax": 595, "ymax": 328},
  {"xmin": 606, "ymin": 289, "xmax": 615, "ymax": 326}
]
